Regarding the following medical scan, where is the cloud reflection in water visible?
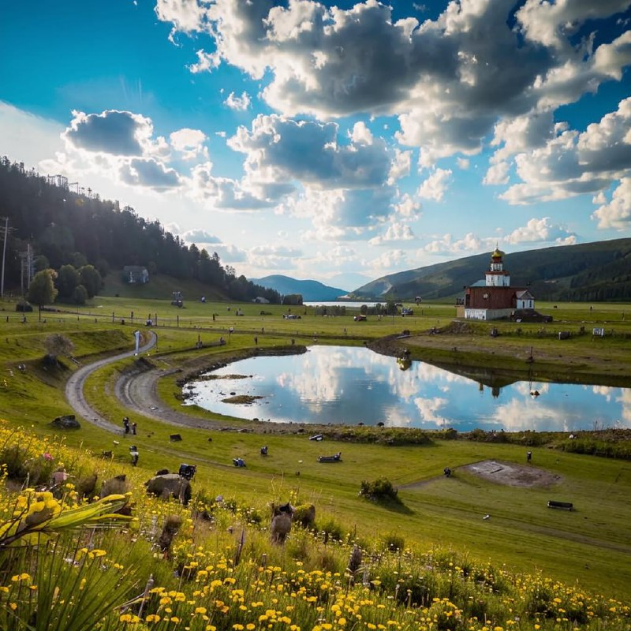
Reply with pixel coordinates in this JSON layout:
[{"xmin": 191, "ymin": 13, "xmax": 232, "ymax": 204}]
[{"xmin": 186, "ymin": 346, "xmax": 631, "ymax": 431}]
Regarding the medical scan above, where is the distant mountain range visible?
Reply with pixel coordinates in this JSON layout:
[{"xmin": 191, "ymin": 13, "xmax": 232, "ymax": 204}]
[
  {"xmin": 350, "ymin": 238, "xmax": 631, "ymax": 303},
  {"xmin": 251, "ymin": 275, "xmax": 348, "ymax": 302}
]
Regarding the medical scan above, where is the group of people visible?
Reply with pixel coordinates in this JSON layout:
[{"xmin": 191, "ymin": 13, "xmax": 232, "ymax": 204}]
[
  {"xmin": 122, "ymin": 417, "xmax": 137, "ymax": 435},
  {"xmin": 122, "ymin": 417, "xmax": 139, "ymax": 465}
]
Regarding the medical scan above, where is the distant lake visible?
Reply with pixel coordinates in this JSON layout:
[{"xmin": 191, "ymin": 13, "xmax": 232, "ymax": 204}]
[
  {"xmin": 303, "ymin": 301, "xmax": 378, "ymax": 308},
  {"xmin": 184, "ymin": 346, "xmax": 631, "ymax": 432}
]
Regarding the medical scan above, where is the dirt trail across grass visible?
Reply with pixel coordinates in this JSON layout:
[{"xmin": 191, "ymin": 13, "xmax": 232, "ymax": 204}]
[
  {"xmin": 65, "ymin": 333, "xmax": 267, "ymax": 433},
  {"xmin": 64, "ymin": 332, "xmax": 159, "ymax": 434},
  {"xmin": 115, "ymin": 364, "xmax": 226, "ymax": 430}
]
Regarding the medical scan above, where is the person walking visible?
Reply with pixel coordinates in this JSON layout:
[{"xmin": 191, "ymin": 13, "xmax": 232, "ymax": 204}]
[
  {"xmin": 123, "ymin": 417, "xmax": 130, "ymax": 434},
  {"xmin": 131, "ymin": 422, "xmax": 137, "ymax": 435},
  {"xmin": 130, "ymin": 446, "xmax": 139, "ymax": 466},
  {"xmin": 527, "ymin": 451, "xmax": 532, "ymax": 463}
]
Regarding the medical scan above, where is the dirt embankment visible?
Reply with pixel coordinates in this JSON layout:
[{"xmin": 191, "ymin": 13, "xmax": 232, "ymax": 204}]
[{"xmin": 368, "ymin": 325, "xmax": 631, "ymax": 388}]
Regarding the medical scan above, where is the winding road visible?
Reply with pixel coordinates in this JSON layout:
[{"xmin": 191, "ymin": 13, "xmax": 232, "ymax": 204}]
[
  {"xmin": 64, "ymin": 331, "xmax": 231, "ymax": 434},
  {"xmin": 64, "ymin": 332, "xmax": 161, "ymax": 433}
]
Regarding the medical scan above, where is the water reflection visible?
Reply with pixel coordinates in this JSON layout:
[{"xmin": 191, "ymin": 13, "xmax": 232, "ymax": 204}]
[{"xmin": 184, "ymin": 346, "xmax": 631, "ymax": 431}]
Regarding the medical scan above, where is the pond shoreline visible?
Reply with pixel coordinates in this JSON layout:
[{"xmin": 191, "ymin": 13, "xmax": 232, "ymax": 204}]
[
  {"xmin": 367, "ymin": 332, "xmax": 631, "ymax": 389},
  {"xmin": 114, "ymin": 338, "xmax": 631, "ymax": 452}
]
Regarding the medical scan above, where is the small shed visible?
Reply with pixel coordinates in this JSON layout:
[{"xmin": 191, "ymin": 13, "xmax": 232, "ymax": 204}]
[{"xmin": 123, "ymin": 266, "xmax": 149, "ymax": 284}]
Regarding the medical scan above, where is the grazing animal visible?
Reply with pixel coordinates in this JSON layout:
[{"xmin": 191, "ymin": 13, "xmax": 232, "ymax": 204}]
[
  {"xmin": 145, "ymin": 474, "xmax": 192, "ymax": 506},
  {"xmin": 158, "ymin": 515, "xmax": 183, "ymax": 556},
  {"xmin": 292, "ymin": 504, "xmax": 316, "ymax": 529},
  {"xmin": 76, "ymin": 472, "xmax": 98, "ymax": 498},
  {"xmin": 270, "ymin": 502, "xmax": 294, "ymax": 544},
  {"xmin": 100, "ymin": 475, "xmax": 129, "ymax": 498}
]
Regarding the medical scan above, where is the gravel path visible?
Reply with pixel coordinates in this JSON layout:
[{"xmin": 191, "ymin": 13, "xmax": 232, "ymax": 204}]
[
  {"xmin": 65, "ymin": 332, "xmax": 249, "ymax": 434},
  {"xmin": 114, "ymin": 364, "xmax": 224, "ymax": 430},
  {"xmin": 64, "ymin": 332, "xmax": 158, "ymax": 434}
]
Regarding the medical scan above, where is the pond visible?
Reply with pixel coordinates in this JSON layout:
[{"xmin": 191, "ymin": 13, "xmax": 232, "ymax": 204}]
[{"xmin": 184, "ymin": 346, "xmax": 631, "ymax": 431}]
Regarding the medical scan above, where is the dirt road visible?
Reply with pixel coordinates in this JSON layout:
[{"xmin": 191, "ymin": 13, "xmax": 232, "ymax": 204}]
[
  {"xmin": 64, "ymin": 332, "xmax": 158, "ymax": 434},
  {"xmin": 65, "ymin": 332, "xmax": 253, "ymax": 433}
]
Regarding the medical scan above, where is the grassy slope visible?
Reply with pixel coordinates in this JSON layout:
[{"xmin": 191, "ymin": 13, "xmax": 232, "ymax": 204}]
[
  {"xmin": 1, "ymin": 297, "xmax": 630, "ymax": 600},
  {"xmin": 100, "ymin": 270, "xmax": 229, "ymax": 300}
]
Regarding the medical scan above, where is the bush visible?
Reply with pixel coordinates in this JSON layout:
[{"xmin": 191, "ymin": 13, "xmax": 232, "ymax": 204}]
[
  {"xmin": 380, "ymin": 532, "xmax": 405, "ymax": 552},
  {"xmin": 0, "ymin": 444, "xmax": 57, "ymax": 485},
  {"xmin": 359, "ymin": 477, "xmax": 400, "ymax": 502},
  {"xmin": 318, "ymin": 517, "xmax": 345, "ymax": 542}
]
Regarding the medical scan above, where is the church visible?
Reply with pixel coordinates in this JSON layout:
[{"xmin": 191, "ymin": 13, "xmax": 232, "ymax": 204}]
[{"xmin": 459, "ymin": 249, "xmax": 534, "ymax": 321}]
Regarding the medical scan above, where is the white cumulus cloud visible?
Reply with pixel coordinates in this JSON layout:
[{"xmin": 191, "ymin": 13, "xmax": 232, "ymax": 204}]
[
  {"xmin": 417, "ymin": 168, "xmax": 452, "ymax": 201},
  {"xmin": 592, "ymin": 177, "xmax": 631, "ymax": 229},
  {"xmin": 369, "ymin": 222, "xmax": 416, "ymax": 246},
  {"xmin": 225, "ymin": 91, "xmax": 252, "ymax": 111}
]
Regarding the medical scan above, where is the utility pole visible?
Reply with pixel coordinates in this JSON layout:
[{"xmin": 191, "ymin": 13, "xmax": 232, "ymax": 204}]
[
  {"xmin": 0, "ymin": 217, "xmax": 8, "ymax": 298},
  {"xmin": 19, "ymin": 244, "xmax": 34, "ymax": 296}
]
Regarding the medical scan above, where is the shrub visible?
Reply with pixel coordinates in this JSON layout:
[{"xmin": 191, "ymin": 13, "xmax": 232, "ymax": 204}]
[
  {"xmin": 359, "ymin": 477, "xmax": 400, "ymax": 502},
  {"xmin": 380, "ymin": 532, "xmax": 405, "ymax": 552},
  {"xmin": 318, "ymin": 516, "xmax": 345, "ymax": 542}
]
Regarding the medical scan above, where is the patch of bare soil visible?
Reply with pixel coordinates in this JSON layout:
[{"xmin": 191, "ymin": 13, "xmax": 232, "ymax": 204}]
[
  {"xmin": 462, "ymin": 460, "xmax": 561, "ymax": 487},
  {"xmin": 221, "ymin": 395, "xmax": 264, "ymax": 404}
]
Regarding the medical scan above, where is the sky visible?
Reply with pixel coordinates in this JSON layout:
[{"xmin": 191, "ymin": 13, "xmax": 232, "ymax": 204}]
[{"xmin": 1, "ymin": 0, "xmax": 631, "ymax": 291}]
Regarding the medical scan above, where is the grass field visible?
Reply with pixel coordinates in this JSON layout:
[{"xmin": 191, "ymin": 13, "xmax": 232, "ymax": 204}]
[{"xmin": 1, "ymin": 294, "xmax": 630, "ymax": 606}]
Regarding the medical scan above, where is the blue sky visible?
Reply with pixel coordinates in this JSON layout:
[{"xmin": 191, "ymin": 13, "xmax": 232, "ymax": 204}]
[{"xmin": 1, "ymin": 0, "xmax": 630, "ymax": 290}]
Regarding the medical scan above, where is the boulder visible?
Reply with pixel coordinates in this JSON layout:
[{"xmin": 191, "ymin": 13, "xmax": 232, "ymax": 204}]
[
  {"xmin": 51, "ymin": 415, "xmax": 81, "ymax": 430},
  {"xmin": 145, "ymin": 474, "xmax": 191, "ymax": 505}
]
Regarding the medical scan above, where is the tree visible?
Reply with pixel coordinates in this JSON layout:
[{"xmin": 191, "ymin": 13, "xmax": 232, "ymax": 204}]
[
  {"xmin": 44, "ymin": 333, "xmax": 74, "ymax": 363},
  {"xmin": 283, "ymin": 294, "xmax": 303, "ymax": 306},
  {"xmin": 72, "ymin": 284, "xmax": 88, "ymax": 305},
  {"xmin": 27, "ymin": 269, "xmax": 58, "ymax": 321},
  {"xmin": 56, "ymin": 264, "xmax": 80, "ymax": 299},
  {"xmin": 33, "ymin": 254, "xmax": 50, "ymax": 273},
  {"xmin": 79, "ymin": 265, "xmax": 102, "ymax": 298},
  {"xmin": 71, "ymin": 251, "xmax": 88, "ymax": 268},
  {"xmin": 95, "ymin": 258, "xmax": 110, "ymax": 278}
]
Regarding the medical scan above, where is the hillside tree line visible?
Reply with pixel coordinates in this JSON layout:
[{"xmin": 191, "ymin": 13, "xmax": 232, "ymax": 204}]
[{"xmin": 0, "ymin": 157, "xmax": 281, "ymax": 304}]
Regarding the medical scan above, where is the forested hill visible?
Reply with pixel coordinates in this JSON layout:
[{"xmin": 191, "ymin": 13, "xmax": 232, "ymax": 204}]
[
  {"xmin": 351, "ymin": 239, "xmax": 631, "ymax": 302},
  {"xmin": 0, "ymin": 157, "xmax": 281, "ymax": 303}
]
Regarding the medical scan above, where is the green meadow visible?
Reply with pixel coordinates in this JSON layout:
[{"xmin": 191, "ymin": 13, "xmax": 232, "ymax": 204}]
[{"xmin": 1, "ymin": 294, "xmax": 631, "ymax": 628}]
